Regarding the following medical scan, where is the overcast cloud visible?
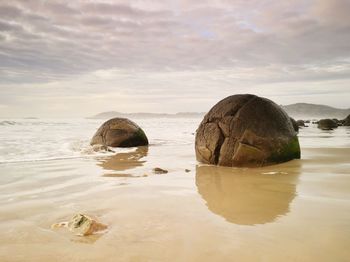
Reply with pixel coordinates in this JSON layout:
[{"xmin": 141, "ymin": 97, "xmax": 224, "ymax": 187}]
[{"xmin": 0, "ymin": 0, "xmax": 349, "ymax": 117}]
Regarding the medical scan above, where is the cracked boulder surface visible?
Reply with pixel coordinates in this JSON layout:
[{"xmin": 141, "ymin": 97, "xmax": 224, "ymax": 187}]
[
  {"xmin": 195, "ymin": 94, "xmax": 301, "ymax": 167},
  {"xmin": 91, "ymin": 118, "xmax": 148, "ymax": 147}
]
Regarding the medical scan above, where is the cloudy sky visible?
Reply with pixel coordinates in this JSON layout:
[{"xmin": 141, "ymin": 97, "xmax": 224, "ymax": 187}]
[{"xmin": 0, "ymin": 0, "xmax": 349, "ymax": 117}]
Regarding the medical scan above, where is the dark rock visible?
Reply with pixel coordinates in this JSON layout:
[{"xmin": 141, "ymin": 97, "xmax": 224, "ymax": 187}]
[
  {"xmin": 153, "ymin": 167, "xmax": 168, "ymax": 174},
  {"xmin": 185, "ymin": 169, "xmax": 191, "ymax": 173},
  {"xmin": 342, "ymin": 115, "xmax": 350, "ymax": 126},
  {"xmin": 332, "ymin": 118, "xmax": 342, "ymax": 126},
  {"xmin": 317, "ymin": 119, "xmax": 338, "ymax": 130},
  {"xmin": 195, "ymin": 94, "xmax": 300, "ymax": 167},
  {"xmin": 91, "ymin": 118, "xmax": 148, "ymax": 147},
  {"xmin": 290, "ymin": 117, "xmax": 299, "ymax": 132},
  {"xmin": 296, "ymin": 120, "xmax": 305, "ymax": 127}
]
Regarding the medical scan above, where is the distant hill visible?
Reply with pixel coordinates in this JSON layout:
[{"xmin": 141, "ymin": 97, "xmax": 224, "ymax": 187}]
[
  {"xmin": 90, "ymin": 103, "xmax": 350, "ymax": 120},
  {"xmin": 282, "ymin": 103, "xmax": 350, "ymax": 119},
  {"xmin": 89, "ymin": 111, "xmax": 205, "ymax": 119}
]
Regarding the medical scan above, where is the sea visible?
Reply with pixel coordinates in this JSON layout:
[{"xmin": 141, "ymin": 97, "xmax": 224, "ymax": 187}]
[{"xmin": 0, "ymin": 117, "xmax": 349, "ymax": 261}]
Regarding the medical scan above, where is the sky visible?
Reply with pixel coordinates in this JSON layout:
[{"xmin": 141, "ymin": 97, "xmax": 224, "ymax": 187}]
[{"xmin": 0, "ymin": 0, "xmax": 349, "ymax": 117}]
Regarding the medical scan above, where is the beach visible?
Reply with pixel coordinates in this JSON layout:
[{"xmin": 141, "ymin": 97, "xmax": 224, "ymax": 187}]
[{"xmin": 0, "ymin": 118, "xmax": 350, "ymax": 261}]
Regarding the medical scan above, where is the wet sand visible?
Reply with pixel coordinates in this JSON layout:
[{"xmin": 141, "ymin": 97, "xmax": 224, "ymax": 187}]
[{"xmin": 0, "ymin": 126, "xmax": 350, "ymax": 261}]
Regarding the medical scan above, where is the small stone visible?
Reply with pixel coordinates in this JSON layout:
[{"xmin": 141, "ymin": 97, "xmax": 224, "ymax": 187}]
[
  {"xmin": 153, "ymin": 167, "xmax": 168, "ymax": 174},
  {"xmin": 52, "ymin": 214, "xmax": 107, "ymax": 236},
  {"xmin": 68, "ymin": 214, "xmax": 107, "ymax": 236},
  {"xmin": 185, "ymin": 169, "xmax": 191, "ymax": 173}
]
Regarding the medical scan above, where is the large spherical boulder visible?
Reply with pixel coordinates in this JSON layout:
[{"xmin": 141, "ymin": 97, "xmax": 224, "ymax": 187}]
[
  {"xmin": 317, "ymin": 119, "xmax": 338, "ymax": 130},
  {"xmin": 195, "ymin": 94, "xmax": 300, "ymax": 167},
  {"xmin": 91, "ymin": 118, "xmax": 148, "ymax": 147}
]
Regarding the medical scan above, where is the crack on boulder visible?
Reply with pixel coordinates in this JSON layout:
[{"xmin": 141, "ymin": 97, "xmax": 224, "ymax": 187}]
[
  {"xmin": 213, "ymin": 123, "xmax": 225, "ymax": 165},
  {"xmin": 221, "ymin": 95, "xmax": 257, "ymax": 119},
  {"xmin": 101, "ymin": 126, "xmax": 107, "ymax": 145},
  {"xmin": 232, "ymin": 96, "xmax": 257, "ymax": 119},
  {"xmin": 198, "ymin": 124, "xmax": 213, "ymax": 162},
  {"xmin": 238, "ymin": 141, "xmax": 263, "ymax": 152}
]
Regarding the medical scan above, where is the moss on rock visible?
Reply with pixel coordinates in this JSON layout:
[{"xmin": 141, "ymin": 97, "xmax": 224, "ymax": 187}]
[{"xmin": 268, "ymin": 136, "xmax": 301, "ymax": 163}]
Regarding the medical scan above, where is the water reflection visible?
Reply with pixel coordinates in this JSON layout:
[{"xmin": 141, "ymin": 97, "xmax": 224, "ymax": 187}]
[
  {"xmin": 196, "ymin": 163, "xmax": 300, "ymax": 225},
  {"xmin": 98, "ymin": 146, "xmax": 148, "ymax": 176}
]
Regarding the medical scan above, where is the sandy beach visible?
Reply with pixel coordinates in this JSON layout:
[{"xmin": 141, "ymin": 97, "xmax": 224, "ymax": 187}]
[
  {"xmin": 0, "ymin": 118, "xmax": 349, "ymax": 261},
  {"xmin": 1, "ymin": 0, "xmax": 350, "ymax": 260}
]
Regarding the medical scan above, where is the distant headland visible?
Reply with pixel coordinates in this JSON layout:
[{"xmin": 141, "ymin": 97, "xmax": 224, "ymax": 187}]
[
  {"xmin": 89, "ymin": 103, "xmax": 350, "ymax": 119},
  {"xmin": 88, "ymin": 111, "xmax": 205, "ymax": 119},
  {"xmin": 282, "ymin": 103, "xmax": 350, "ymax": 119}
]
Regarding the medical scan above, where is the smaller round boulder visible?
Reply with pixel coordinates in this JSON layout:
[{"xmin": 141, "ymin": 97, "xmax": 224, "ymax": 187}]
[
  {"xmin": 317, "ymin": 119, "xmax": 338, "ymax": 130},
  {"xmin": 91, "ymin": 118, "xmax": 148, "ymax": 147}
]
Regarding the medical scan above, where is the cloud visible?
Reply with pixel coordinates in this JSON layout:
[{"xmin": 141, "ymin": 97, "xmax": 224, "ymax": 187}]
[{"xmin": 0, "ymin": 0, "xmax": 349, "ymax": 116}]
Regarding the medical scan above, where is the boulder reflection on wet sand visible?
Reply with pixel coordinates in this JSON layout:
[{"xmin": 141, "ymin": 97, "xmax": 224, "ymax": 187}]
[
  {"xmin": 195, "ymin": 163, "xmax": 300, "ymax": 225},
  {"xmin": 98, "ymin": 146, "xmax": 148, "ymax": 176}
]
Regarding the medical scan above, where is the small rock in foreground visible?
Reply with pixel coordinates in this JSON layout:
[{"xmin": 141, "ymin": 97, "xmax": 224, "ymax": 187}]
[{"xmin": 51, "ymin": 214, "xmax": 107, "ymax": 236}]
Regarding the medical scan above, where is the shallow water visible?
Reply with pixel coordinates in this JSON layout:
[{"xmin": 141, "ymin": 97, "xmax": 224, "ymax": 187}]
[{"xmin": 0, "ymin": 118, "xmax": 349, "ymax": 261}]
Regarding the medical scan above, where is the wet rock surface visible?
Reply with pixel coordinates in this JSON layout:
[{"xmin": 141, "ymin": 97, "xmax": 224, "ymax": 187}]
[
  {"xmin": 195, "ymin": 94, "xmax": 300, "ymax": 167},
  {"xmin": 91, "ymin": 118, "xmax": 148, "ymax": 147}
]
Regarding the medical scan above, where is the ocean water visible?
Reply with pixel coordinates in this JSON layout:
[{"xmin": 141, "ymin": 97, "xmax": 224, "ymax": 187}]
[
  {"xmin": 0, "ymin": 118, "xmax": 198, "ymax": 163},
  {"xmin": 0, "ymin": 118, "xmax": 350, "ymax": 261},
  {"xmin": 1, "ymin": 118, "xmax": 349, "ymax": 163}
]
